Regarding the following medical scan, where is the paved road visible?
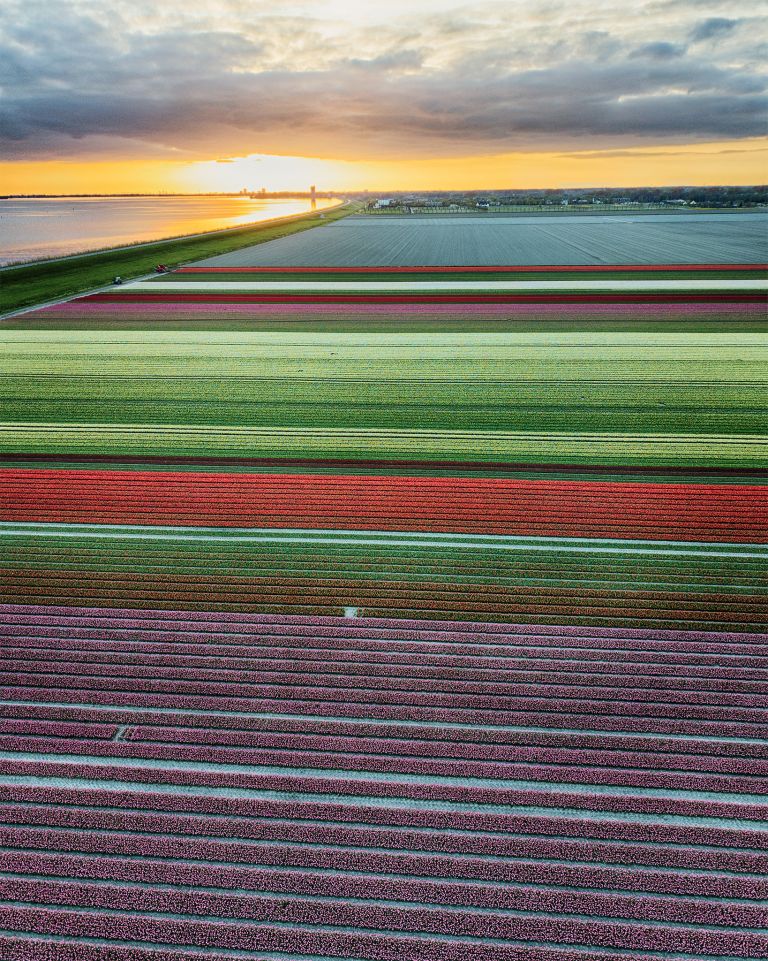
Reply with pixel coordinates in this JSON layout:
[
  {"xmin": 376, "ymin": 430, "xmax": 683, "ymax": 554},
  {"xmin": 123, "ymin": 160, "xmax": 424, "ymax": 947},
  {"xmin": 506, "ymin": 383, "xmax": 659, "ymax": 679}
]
[{"xmin": 192, "ymin": 212, "xmax": 768, "ymax": 267}]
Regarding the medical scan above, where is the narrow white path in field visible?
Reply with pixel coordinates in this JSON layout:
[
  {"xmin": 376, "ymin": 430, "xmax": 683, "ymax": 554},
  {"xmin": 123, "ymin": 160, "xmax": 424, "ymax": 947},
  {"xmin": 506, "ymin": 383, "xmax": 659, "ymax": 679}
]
[
  {"xmin": 128, "ymin": 279, "xmax": 766, "ymax": 291},
  {"xmin": 1, "ymin": 522, "xmax": 764, "ymax": 557}
]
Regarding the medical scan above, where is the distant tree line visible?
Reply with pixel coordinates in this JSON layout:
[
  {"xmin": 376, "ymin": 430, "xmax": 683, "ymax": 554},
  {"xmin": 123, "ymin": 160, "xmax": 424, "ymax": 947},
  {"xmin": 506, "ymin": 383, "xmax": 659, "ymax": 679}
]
[
  {"xmin": 4, "ymin": 187, "xmax": 765, "ymax": 206},
  {"xmin": 350, "ymin": 185, "xmax": 768, "ymax": 209}
]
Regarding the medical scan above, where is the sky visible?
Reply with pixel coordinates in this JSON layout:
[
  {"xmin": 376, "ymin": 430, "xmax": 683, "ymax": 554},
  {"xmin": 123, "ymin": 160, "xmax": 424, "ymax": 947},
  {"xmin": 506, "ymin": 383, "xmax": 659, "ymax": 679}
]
[{"xmin": 1, "ymin": 0, "xmax": 766, "ymax": 192}]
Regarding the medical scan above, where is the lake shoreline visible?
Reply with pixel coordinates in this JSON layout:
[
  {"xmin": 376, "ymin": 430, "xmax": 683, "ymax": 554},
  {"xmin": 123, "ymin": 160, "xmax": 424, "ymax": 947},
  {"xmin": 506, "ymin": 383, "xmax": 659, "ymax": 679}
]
[
  {"xmin": 0, "ymin": 201, "xmax": 351, "ymax": 317},
  {"xmin": 0, "ymin": 197, "xmax": 343, "ymax": 269}
]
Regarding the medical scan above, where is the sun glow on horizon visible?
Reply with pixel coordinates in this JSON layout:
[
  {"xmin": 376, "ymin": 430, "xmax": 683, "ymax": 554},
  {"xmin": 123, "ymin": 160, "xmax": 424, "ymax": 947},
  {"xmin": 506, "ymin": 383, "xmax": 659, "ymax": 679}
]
[
  {"xmin": 2, "ymin": 139, "xmax": 767, "ymax": 196},
  {"xmin": 177, "ymin": 155, "xmax": 353, "ymax": 194}
]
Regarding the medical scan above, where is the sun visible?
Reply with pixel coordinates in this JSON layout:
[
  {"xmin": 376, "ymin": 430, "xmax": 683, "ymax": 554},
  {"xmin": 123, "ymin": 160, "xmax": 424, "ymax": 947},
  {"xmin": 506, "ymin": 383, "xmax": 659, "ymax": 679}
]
[{"xmin": 178, "ymin": 154, "xmax": 353, "ymax": 193}]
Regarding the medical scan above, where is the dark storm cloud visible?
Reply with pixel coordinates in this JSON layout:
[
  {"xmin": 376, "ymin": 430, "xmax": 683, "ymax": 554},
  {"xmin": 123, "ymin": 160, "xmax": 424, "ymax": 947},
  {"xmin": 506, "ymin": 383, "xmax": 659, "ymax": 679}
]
[{"xmin": 1, "ymin": 0, "xmax": 766, "ymax": 161}]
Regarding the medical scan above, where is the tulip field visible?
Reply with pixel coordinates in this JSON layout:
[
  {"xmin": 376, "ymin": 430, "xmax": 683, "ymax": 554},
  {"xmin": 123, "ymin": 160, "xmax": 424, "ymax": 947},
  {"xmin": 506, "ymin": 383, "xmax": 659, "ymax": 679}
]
[{"xmin": 0, "ymin": 230, "xmax": 766, "ymax": 960}]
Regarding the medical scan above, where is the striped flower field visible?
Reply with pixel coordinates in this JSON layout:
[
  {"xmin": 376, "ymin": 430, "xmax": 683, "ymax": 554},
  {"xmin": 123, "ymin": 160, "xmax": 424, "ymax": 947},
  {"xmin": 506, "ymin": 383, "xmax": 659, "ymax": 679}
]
[{"xmin": 0, "ymin": 255, "xmax": 766, "ymax": 960}]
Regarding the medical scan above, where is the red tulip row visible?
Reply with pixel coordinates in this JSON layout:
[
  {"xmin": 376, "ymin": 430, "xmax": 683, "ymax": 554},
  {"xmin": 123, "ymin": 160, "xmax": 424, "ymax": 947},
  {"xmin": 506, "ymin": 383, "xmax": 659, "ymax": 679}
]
[
  {"xmin": 4, "ymin": 570, "xmax": 762, "ymax": 619},
  {"xmin": 10, "ymin": 468, "xmax": 765, "ymax": 497},
  {"xmin": 8, "ymin": 568, "xmax": 763, "ymax": 608},
  {"xmin": 7, "ymin": 503, "xmax": 753, "ymax": 526},
  {"xmin": 34, "ymin": 294, "xmax": 765, "ymax": 309},
  {"xmin": 10, "ymin": 568, "xmax": 768, "ymax": 627},
  {"xmin": 4, "ymin": 470, "xmax": 764, "ymax": 541},
  {"xmin": 12, "ymin": 461, "xmax": 764, "ymax": 492},
  {"xmin": 6, "ymin": 509, "xmax": 760, "ymax": 540}
]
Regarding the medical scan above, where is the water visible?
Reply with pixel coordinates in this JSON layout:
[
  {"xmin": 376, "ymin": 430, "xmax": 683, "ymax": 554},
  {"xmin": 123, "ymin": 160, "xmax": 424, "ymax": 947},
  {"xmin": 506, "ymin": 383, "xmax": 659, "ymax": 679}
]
[{"xmin": 0, "ymin": 195, "xmax": 339, "ymax": 265}]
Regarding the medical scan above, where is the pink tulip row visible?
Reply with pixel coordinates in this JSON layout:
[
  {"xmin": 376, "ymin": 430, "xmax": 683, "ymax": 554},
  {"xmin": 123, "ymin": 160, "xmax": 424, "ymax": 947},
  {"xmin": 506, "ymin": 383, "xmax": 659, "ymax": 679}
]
[
  {"xmin": 2, "ymin": 621, "xmax": 762, "ymax": 668},
  {"xmin": 8, "ymin": 716, "xmax": 765, "ymax": 774},
  {"xmin": 0, "ymin": 719, "xmax": 119, "ymax": 740},
  {"xmin": 3, "ymin": 873, "xmax": 768, "ymax": 953},
  {"xmin": 0, "ymin": 899, "xmax": 765, "ymax": 958},
  {"xmin": 0, "ymin": 597, "xmax": 758, "ymax": 632},
  {"xmin": 1, "ymin": 785, "xmax": 758, "ymax": 849},
  {"xmin": 5, "ymin": 684, "xmax": 762, "ymax": 739},
  {"xmin": 5, "ymin": 625, "xmax": 763, "ymax": 669},
  {"xmin": 3, "ymin": 603, "xmax": 762, "ymax": 644},
  {"xmin": 7, "ymin": 804, "xmax": 768, "ymax": 880},
  {"xmin": 2, "ymin": 850, "xmax": 762, "ymax": 927},
  {"xmin": 33, "ymin": 298, "xmax": 764, "ymax": 313},
  {"xmin": 2, "ymin": 732, "xmax": 763, "ymax": 796},
  {"xmin": 4, "ymin": 673, "xmax": 763, "ymax": 725},
  {"xmin": 7, "ymin": 658, "xmax": 761, "ymax": 709},
  {"xmin": 3, "ymin": 703, "xmax": 765, "ymax": 760},
  {"xmin": 6, "ymin": 639, "xmax": 764, "ymax": 683},
  {"xmin": 6, "ymin": 632, "xmax": 768, "ymax": 692},
  {"xmin": 115, "ymin": 724, "xmax": 765, "ymax": 775},
  {"xmin": 2, "ymin": 831, "xmax": 766, "ymax": 900},
  {"xmin": 3, "ymin": 757, "xmax": 766, "ymax": 822},
  {"xmin": 0, "ymin": 935, "xmax": 252, "ymax": 961},
  {"xmin": 2, "ymin": 800, "xmax": 764, "ymax": 875},
  {"xmin": 5, "ymin": 595, "xmax": 755, "ymax": 633},
  {"xmin": 0, "ymin": 931, "xmax": 749, "ymax": 961},
  {"xmin": 0, "ymin": 931, "xmax": 736, "ymax": 961},
  {"xmin": 7, "ymin": 642, "xmax": 763, "ymax": 694}
]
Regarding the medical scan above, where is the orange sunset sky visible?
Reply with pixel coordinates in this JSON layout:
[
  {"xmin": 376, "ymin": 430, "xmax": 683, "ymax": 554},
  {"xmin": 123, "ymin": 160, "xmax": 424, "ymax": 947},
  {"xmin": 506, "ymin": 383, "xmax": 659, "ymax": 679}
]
[{"xmin": 2, "ymin": 0, "xmax": 766, "ymax": 192}]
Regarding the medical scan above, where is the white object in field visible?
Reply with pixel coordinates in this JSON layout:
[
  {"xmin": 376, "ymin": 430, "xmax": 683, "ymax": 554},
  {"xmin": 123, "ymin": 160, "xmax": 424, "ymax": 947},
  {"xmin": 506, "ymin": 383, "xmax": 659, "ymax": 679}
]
[{"xmin": 344, "ymin": 606, "xmax": 359, "ymax": 618}]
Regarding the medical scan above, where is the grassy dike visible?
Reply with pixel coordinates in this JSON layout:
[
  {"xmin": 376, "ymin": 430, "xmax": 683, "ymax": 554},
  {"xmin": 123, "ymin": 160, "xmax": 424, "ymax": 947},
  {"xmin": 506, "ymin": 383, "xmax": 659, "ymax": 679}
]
[{"xmin": 0, "ymin": 201, "xmax": 352, "ymax": 315}]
